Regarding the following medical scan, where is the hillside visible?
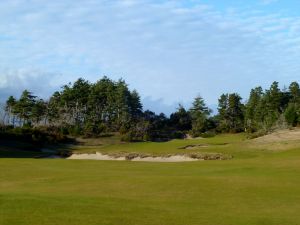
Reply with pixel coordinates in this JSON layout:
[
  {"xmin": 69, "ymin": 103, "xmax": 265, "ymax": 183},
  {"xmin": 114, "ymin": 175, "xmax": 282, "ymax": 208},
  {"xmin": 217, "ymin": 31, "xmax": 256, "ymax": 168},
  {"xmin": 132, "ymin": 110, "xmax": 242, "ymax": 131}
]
[{"xmin": 250, "ymin": 128, "xmax": 300, "ymax": 151}]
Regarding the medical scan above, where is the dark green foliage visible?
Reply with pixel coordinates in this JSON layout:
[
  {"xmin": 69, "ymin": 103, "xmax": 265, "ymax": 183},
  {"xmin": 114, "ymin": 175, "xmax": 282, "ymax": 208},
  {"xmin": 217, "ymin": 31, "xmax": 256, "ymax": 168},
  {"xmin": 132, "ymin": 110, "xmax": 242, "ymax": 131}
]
[
  {"xmin": 140, "ymin": 111, "xmax": 171, "ymax": 141},
  {"xmin": 189, "ymin": 96, "xmax": 211, "ymax": 137},
  {"xmin": 4, "ymin": 77, "xmax": 300, "ymax": 141},
  {"xmin": 217, "ymin": 94, "xmax": 229, "ymax": 132},
  {"xmin": 5, "ymin": 77, "xmax": 145, "ymax": 138},
  {"xmin": 0, "ymin": 126, "xmax": 70, "ymax": 147},
  {"xmin": 284, "ymin": 103, "xmax": 299, "ymax": 126},
  {"xmin": 289, "ymin": 82, "xmax": 300, "ymax": 102},
  {"xmin": 245, "ymin": 87, "xmax": 263, "ymax": 132},
  {"xmin": 5, "ymin": 96, "xmax": 16, "ymax": 126},
  {"xmin": 228, "ymin": 93, "xmax": 244, "ymax": 132},
  {"xmin": 217, "ymin": 93, "xmax": 244, "ymax": 133},
  {"xmin": 169, "ymin": 104, "xmax": 192, "ymax": 131},
  {"xmin": 31, "ymin": 99, "xmax": 47, "ymax": 124},
  {"xmin": 263, "ymin": 81, "xmax": 282, "ymax": 127},
  {"xmin": 243, "ymin": 81, "xmax": 300, "ymax": 133},
  {"xmin": 15, "ymin": 90, "xmax": 37, "ymax": 126}
]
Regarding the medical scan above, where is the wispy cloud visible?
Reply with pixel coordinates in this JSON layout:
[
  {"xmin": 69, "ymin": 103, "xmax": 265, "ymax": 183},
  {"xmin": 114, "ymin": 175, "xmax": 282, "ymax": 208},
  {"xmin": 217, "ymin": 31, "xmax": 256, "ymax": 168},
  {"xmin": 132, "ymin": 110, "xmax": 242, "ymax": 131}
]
[
  {"xmin": 260, "ymin": 0, "xmax": 279, "ymax": 5},
  {"xmin": 0, "ymin": 0, "xmax": 299, "ymax": 112}
]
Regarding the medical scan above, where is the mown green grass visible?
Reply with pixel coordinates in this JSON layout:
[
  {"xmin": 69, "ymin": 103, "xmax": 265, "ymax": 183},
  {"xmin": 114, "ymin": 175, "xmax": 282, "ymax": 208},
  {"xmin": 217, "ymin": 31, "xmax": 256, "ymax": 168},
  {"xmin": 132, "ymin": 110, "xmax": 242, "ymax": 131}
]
[
  {"xmin": 68, "ymin": 133, "xmax": 255, "ymax": 157},
  {"xmin": 65, "ymin": 133, "xmax": 277, "ymax": 160},
  {"xmin": 1, "ymin": 134, "xmax": 300, "ymax": 225}
]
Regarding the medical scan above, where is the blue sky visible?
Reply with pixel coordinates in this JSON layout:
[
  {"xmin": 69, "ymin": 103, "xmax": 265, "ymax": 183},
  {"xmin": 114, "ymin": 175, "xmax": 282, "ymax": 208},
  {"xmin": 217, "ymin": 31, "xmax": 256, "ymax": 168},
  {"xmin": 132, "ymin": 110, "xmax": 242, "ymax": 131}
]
[{"xmin": 0, "ymin": 0, "xmax": 300, "ymax": 114}]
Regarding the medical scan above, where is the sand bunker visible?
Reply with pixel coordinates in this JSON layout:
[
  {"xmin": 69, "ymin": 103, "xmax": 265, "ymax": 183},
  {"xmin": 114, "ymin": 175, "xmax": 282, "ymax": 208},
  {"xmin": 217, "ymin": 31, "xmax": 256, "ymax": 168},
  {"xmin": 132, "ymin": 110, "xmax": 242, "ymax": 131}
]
[
  {"xmin": 131, "ymin": 155, "xmax": 199, "ymax": 162},
  {"xmin": 68, "ymin": 152, "xmax": 126, "ymax": 161},
  {"xmin": 67, "ymin": 152, "xmax": 200, "ymax": 162}
]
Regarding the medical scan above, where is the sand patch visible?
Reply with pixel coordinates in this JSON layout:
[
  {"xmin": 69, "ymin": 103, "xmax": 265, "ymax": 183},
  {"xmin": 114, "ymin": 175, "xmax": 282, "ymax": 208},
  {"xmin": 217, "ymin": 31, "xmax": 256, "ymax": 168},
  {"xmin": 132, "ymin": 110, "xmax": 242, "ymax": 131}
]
[
  {"xmin": 131, "ymin": 155, "xmax": 199, "ymax": 162},
  {"xmin": 67, "ymin": 152, "xmax": 231, "ymax": 162},
  {"xmin": 68, "ymin": 152, "xmax": 126, "ymax": 161},
  {"xmin": 67, "ymin": 153, "xmax": 199, "ymax": 162}
]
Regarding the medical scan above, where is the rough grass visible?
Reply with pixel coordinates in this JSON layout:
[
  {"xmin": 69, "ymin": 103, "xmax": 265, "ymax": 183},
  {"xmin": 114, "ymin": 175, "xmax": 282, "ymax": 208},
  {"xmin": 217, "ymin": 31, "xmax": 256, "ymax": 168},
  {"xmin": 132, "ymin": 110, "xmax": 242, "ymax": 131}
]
[
  {"xmin": 2, "ymin": 133, "xmax": 300, "ymax": 225},
  {"xmin": 248, "ymin": 128, "xmax": 300, "ymax": 151}
]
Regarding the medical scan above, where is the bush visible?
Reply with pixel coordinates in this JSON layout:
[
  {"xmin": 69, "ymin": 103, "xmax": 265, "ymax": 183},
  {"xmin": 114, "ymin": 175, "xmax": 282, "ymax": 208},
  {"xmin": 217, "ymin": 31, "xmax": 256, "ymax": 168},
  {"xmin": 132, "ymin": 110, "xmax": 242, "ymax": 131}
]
[
  {"xmin": 171, "ymin": 131, "xmax": 186, "ymax": 139},
  {"xmin": 0, "ymin": 126, "xmax": 70, "ymax": 146},
  {"xmin": 68, "ymin": 125, "xmax": 82, "ymax": 136},
  {"xmin": 246, "ymin": 129, "xmax": 268, "ymax": 139},
  {"xmin": 119, "ymin": 124, "xmax": 130, "ymax": 135},
  {"xmin": 121, "ymin": 132, "xmax": 134, "ymax": 142}
]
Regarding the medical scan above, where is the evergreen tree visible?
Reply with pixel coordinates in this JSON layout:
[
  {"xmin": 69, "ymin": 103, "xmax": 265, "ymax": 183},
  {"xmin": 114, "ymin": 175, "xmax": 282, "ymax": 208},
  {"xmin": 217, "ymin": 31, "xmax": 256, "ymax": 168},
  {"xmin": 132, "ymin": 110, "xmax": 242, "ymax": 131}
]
[
  {"xmin": 189, "ymin": 96, "xmax": 211, "ymax": 136},
  {"xmin": 169, "ymin": 104, "xmax": 192, "ymax": 131},
  {"xmin": 263, "ymin": 82, "xmax": 283, "ymax": 128},
  {"xmin": 218, "ymin": 93, "xmax": 244, "ymax": 132},
  {"xmin": 115, "ymin": 79, "xmax": 131, "ymax": 130},
  {"xmin": 15, "ymin": 90, "xmax": 37, "ymax": 126},
  {"xmin": 47, "ymin": 91, "xmax": 61, "ymax": 125},
  {"xmin": 31, "ymin": 99, "xmax": 47, "ymax": 125},
  {"xmin": 5, "ymin": 96, "xmax": 16, "ymax": 126},
  {"xmin": 218, "ymin": 94, "xmax": 229, "ymax": 132},
  {"xmin": 227, "ymin": 93, "xmax": 244, "ymax": 132},
  {"xmin": 129, "ymin": 90, "xmax": 143, "ymax": 119},
  {"xmin": 284, "ymin": 82, "xmax": 300, "ymax": 126},
  {"xmin": 289, "ymin": 82, "xmax": 300, "ymax": 103},
  {"xmin": 245, "ymin": 87, "xmax": 263, "ymax": 132}
]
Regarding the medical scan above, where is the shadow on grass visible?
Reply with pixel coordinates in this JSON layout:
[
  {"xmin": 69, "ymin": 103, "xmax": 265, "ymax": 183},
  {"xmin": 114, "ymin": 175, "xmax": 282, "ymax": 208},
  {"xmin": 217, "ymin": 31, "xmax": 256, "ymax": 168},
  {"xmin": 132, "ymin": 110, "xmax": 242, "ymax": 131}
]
[{"xmin": 0, "ymin": 139, "xmax": 76, "ymax": 159}]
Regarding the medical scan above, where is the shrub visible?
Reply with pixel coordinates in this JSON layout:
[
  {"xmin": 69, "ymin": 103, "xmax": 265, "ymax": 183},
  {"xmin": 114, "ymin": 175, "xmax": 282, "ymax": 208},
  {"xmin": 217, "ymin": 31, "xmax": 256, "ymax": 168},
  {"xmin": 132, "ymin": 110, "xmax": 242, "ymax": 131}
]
[
  {"xmin": 121, "ymin": 132, "xmax": 134, "ymax": 142},
  {"xmin": 68, "ymin": 125, "xmax": 82, "ymax": 136},
  {"xmin": 171, "ymin": 131, "xmax": 186, "ymax": 139},
  {"xmin": 246, "ymin": 129, "xmax": 268, "ymax": 139},
  {"xmin": 0, "ymin": 126, "xmax": 70, "ymax": 146}
]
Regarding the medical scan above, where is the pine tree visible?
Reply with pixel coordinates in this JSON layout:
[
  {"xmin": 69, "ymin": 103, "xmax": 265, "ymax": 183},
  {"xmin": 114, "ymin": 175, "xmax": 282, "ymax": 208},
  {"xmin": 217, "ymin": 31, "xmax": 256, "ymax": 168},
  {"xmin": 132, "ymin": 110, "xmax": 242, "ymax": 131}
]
[
  {"xmin": 245, "ymin": 87, "xmax": 263, "ymax": 132},
  {"xmin": 218, "ymin": 94, "xmax": 229, "ymax": 132},
  {"xmin": 263, "ymin": 82, "xmax": 283, "ymax": 128},
  {"xmin": 15, "ymin": 90, "xmax": 37, "ymax": 126},
  {"xmin": 218, "ymin": 93, "xmax": 244, "ymax": 132},
  {"xmin": 289, "ymin": 82, "xmax": 300, "ymax": 103},
  {"xmin": 129, "ymin": 90, "xmax": 143, "ymax": 119},
  {"xmin": 227, "ymin": 93, "xmax": 244, "ymax": 132},
  {"xmin": 5, "ymin": 96, "xmax": 16, "ymax": 126},
  {"xmin": 284, "ymin": 82, "xmax": 300, "ymax": 126},
  {"xmin": 169, "ymin": 104, "xmax": 192, "ymax": 131},
  {"xmin": 189, "ymin": 96, "xmax": 211, "ymax": 136},
  {"xmin": 31, "ymin": 99, "xmax": 47, "ymax": 125}
]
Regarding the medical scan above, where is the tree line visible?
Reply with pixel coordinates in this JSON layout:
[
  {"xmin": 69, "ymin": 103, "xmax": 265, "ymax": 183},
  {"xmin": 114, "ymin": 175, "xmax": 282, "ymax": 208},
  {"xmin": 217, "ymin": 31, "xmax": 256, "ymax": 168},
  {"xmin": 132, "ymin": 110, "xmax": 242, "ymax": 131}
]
[{"xmin": 2, "ymin": 77, "xmax": 300, "ymax": 142}]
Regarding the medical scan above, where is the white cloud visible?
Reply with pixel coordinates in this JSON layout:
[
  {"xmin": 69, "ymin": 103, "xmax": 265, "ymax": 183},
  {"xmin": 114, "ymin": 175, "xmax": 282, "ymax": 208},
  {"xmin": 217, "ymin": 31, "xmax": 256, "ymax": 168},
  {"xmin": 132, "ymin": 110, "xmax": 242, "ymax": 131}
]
[
  {"xmin": 0, "ymin": 0, "xmax": 299, "ymax": 112},
  {"xmin": 0, "ymin": 68, "xmax": 61, "ymax": 101}
]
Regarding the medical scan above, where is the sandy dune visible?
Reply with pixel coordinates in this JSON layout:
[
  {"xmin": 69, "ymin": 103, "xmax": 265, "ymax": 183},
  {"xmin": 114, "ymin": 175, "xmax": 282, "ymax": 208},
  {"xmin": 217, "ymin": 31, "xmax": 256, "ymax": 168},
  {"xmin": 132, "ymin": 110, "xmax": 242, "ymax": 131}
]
[
  {"xmin": 253, "ymin": 128, "xmax": 300, "ymax": 143},
  {"xmin": 248, "ymin": 128, "xmax": 300, "ymax": 151}
]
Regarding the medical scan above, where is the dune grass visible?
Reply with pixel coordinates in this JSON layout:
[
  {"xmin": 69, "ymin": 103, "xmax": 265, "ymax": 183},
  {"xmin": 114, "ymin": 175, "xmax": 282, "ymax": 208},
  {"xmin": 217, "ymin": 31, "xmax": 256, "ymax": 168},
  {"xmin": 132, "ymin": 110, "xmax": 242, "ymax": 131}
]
[{"xmin": 1, "ymin": 133, "xmax": 300, "ymax": 225}]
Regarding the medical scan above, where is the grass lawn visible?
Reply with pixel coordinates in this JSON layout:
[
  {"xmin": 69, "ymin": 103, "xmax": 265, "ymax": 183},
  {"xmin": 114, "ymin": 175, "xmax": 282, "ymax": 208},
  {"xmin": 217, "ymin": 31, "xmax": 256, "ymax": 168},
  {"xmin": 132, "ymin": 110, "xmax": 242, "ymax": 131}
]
[{"xmin": 1, "ymin": 134, "xmax": 300, "ymax": 225}]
